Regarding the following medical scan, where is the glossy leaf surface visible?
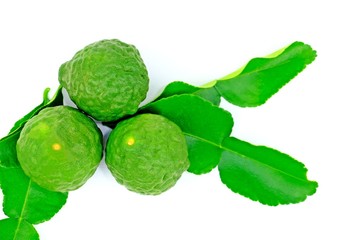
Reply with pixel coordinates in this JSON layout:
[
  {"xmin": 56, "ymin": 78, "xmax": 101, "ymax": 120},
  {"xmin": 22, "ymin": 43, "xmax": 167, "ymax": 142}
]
[
  {"xmin": 218, "ymin": 137, "xmax": 318, "ymax": 205},
  {"xmin": 214, "ymin": 42, "xmax": 317, "ymax": 107}
]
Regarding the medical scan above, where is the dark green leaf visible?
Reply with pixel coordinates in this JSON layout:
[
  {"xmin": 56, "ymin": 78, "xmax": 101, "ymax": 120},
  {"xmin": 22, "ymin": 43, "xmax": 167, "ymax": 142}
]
[
  {"xmin": 0, "ymin": 218, "xmax": 39, "ymax": 240},
  {"xmin": 196, "ymin": 87, "xmax": 221, "ymax": 106},
  {"xmin": 141, "ymin": 94, "xmax": 233, "ymax": 174},
  {"xmin": 0, "ymin": 166, "xmax": 68, "ymax": 224},
  {"xmin": 213, "ymin": 41, "xmax": 316, "ymax": 107},
  {"xmin": 0, "ymin": 86, "xmax": 63, "ymax": 168},
  {"xmin": 154, "ymin": 81, "xmax": 221, "ymax": 106},
  {"xmin": 218, "ymin": 137, "xmax": 318, "ymax": 206},
  {"xmin": 0, "ymin": 131, "xmax": 21, "ymax": 168}
]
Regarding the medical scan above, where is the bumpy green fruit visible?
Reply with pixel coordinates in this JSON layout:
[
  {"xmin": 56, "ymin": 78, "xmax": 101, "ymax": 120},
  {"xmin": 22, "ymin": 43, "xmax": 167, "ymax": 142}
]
[
  {"xmin": 59, "ymin": 39, "xmax": 149, "ymax": 122},
  {"xmin": 16, "ymin": 106, "xmax": 103, "ymax": 192},
  {"xmin": 105, "ymin": 114, "xmax": 189, "ymax": 195}
]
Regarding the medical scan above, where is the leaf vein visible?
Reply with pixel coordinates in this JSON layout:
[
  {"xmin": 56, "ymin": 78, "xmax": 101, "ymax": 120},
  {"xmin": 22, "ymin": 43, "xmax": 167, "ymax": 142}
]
[{"xmin": 12, "ymin": 180, "xmax": 31, "ymax": 240}]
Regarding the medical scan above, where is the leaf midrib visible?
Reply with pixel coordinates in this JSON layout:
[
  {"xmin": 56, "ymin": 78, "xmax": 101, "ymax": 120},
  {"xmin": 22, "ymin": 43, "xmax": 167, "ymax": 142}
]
[{"xmin": 13, "ymin": 179, "xmax": 32, "ymax": 240}]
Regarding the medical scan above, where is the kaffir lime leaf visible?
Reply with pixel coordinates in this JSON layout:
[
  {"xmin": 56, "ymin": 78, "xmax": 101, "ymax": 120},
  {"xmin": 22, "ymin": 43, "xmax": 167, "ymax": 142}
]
[
  {"xmin": 59, "ymin": 39, "xmax": 149, "ymax": 122},
  {"xmin": 105, "ymin": 114, "xmax": 189, "ymax": 195},
  {"xmin": 16, "ymin": 106, "xmax": 103, "ymax": 192}
]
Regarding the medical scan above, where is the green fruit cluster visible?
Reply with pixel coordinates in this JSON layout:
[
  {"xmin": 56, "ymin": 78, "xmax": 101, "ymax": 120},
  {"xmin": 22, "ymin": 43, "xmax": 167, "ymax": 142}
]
[{"xmin": 16, "ymin": 39, "xmax": 189, "ymax": 194}]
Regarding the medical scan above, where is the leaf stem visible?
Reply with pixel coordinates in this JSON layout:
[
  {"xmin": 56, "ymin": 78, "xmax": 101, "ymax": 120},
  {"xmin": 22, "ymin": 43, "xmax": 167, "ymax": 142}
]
[{"xmin": 19, "ymin": 180, "xmax": 32, "ymax": 220}]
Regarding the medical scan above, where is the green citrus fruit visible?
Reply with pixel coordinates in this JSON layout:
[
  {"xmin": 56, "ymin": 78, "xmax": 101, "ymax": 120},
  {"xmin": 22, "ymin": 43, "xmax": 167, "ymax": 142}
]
[
  {"xmin": 105, "ymin": 114, "xmax": 189, "ymax": 195},
  {"xmin": 16, "ymin": 106, "xmax": 103, "ymax": 192},
  {"xmin": 59, "ymin": 39, "xmax": 149, "ymax": 122}
]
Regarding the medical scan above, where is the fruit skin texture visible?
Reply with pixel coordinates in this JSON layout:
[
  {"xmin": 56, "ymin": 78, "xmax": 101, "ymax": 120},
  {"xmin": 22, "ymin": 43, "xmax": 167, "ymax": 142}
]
[
  {"xmin": 59, "ymin": 39, "xmax": 149, "ymax": 122},
  {"xmin": 105, "ymin": 114, "xmax": 189, "ymax": 195},
  {"xmin": 16, "ymin": 106, "xmax": 103, "ymax": 192}
]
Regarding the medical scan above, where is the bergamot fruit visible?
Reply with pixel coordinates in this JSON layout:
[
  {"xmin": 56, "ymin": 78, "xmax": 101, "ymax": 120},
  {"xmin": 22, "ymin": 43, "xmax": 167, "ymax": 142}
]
[
  {"xmin": 105, "ymin": 113, "xmax": 189, "ymax": 195},
  {"xmin": 59, "ymin": 39, "xmax": 149, "ymax": 122},
  {"xmin": 16, "ymin": 106, "xmax": 103, "ymax": 192}
]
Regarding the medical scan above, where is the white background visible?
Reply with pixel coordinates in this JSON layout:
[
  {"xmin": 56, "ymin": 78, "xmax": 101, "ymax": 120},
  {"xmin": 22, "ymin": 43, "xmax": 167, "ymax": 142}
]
[{"xmin": 1, "ymin": 0, "xmax": 359, "ymax": 239}]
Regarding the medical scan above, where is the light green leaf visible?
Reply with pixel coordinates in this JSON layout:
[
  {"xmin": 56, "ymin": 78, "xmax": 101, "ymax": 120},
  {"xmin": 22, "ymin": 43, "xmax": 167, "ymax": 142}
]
[
  {"xmin": 0, "ymin": 218, "xmax": 39, "ymax": 240},
  {"xmin": 0, "ymin": 86, "xmax": 63, "ymax": 168},
  {"xmin": 218, "ymin": 137, "xmax": 318, "ymax": 206},
  {"xmin": 213, "ymin": 41, "xmax": 317, "ymax": 107},
  {"xmin": 0, "ymin": 166, "xmax": 68, "ymax": 224},
  {"xmin": 141, "ymin": 94, "xmax": 233, "ymax": 174}
]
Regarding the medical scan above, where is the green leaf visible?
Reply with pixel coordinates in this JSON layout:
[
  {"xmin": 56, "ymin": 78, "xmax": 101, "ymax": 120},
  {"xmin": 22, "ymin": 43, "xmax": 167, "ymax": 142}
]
[
  {"xmin": 0, "ymin": 218, "xmax": 39, "ymax": 240},
  {"xmin": 0, "ymin": 86, "xmax": 63, "ymax": 168},
  {"xmin": 149, "ymin": 42, "xmax": 316, "ymax": 110},
  {"xmin": 154, "ymin": 81, "xmax": 221, "ymax": 106},
  {"xmin": 141, "ymin": 94, "xmax": 233, "ymax": 174},
  {"xmin": 208, "ymin": 41, "xmax": 316, "ymax": 107},
  {"xmin": 218, "ymin": 137, "xmax": 318, "ymax": 206},
  {"xmin": 0, "ymin": 166, "xmax": 68, "ymax": 224}
]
